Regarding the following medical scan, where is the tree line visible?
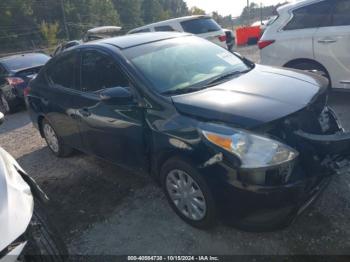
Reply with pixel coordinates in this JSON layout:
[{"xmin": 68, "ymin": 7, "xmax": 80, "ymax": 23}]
[
  {"xmin": 0, "ymin": 0, "xmax": 284, "ymax": 54},
  {"xmin": 0, "ymin": 0, "xmax": 189, "ymax": 52}
]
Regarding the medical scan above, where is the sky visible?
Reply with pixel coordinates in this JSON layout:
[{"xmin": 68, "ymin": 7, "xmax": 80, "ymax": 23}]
[{"xmin": 184, "ymin": 0, "xmax": 285, "ymax": 17}]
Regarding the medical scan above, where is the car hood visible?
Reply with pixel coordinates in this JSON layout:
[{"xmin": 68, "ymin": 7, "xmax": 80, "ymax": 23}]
[
  {"xmin": 172, "ymin": 65, "xmax": 328, "ymax": 129},
  {"xmin": 0, "ymin": 147, "xmax": 33, "ymax": 252}
]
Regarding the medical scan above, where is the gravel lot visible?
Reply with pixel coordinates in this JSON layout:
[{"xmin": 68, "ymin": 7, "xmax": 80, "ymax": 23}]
[{"xmin": 0, "ymin": 47, "xmax": 349, "ymax": 256}]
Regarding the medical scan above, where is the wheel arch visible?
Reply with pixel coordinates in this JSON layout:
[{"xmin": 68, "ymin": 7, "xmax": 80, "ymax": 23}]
[
  {"xmin": 284, "ymin": 58, "xmax": 331, "ymax": 77},
  {"xmin": 37, "ymin": 115, "xmax": 45, "ymax": 138}
]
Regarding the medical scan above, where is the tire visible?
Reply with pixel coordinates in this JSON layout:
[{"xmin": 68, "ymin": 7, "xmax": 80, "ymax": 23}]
[
  {"xmin": 0, "ymin": 91, "xmax": 17, "ymax": 115},
  {"xmin": 24, "ymin": 200, "xmax": 68, "ymax": 262},
  {"xmin": 161, "ymin": 157, "xmax": 216, "ymax": 229},
  {"xmin": 286, "ymin": 61, "xmax": 331, "ymax": 88},
  {"xmin": 42, "ymin": 119, "xmax": 73, "ymax": 157}
]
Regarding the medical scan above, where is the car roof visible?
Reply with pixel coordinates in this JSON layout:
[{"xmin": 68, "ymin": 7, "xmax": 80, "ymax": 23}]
[
  {"xmin": 277, "ymin": 0, "xmax": 325, "ymax": 13},
  {"xmin": 92, "ymin": 32, "xmax": 192, "ymax": 49},
  {"xmin": 128, "ymin": 15, "xmax": 211, "ymax": 33}
]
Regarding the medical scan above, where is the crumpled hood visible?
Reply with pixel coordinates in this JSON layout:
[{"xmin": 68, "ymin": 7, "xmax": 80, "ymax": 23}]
[
  {"xmin": 0, "ymin": 147, "xmax": 33, "ymax": 252},
  {"xmin": 172, "ymin": 65, "xmax": 328, "ymax": 129}
]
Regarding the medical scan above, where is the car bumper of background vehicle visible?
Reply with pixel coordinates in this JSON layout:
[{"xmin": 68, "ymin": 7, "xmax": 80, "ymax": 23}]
[{"xmin": 201, "ymin": 163, "xmax": 332, "ymax": 232}]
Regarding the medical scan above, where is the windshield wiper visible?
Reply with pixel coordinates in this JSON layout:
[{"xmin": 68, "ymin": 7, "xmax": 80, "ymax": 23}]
[
  {"xmin": 204, "ymin": 70, "xmax": 248, "ymax": 87},
  {"xmin": 161, "ymin": 87, "xmax": 203, "ymax": 96}
]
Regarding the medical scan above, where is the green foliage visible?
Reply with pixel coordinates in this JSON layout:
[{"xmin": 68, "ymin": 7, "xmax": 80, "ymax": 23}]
[
  {"xmin": 189, "ymin": 6, "xmax": 206, "ymax": 15},
  {"xmin": 113, "ymin": 0, "xmax": 143, "ymax": 29},
  {"xmin": 40, "ymin": 21, "xmax": 59, "ymax": 47}
]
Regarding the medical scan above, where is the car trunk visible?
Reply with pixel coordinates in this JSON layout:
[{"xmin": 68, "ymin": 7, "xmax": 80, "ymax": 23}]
[
  {"xmin": 265, "ymin": 91, "xmax": 350, "ymax": 178},
  {"xmin": 11, "ymin": 66, "xmax": 43, "ymax": 98}
]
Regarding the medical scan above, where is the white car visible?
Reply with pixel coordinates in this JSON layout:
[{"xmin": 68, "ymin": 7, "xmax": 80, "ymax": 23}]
[
  {"xmin": 0, "ymin": 112, "xmax": 67, "ymax": 261},
  {"xmin": 128, "ymin": 15, "xmax": 228, "ymax": 49},
  {"xmin": 259, "ymin": 0, "xmax": 350, "ymax": 89}
]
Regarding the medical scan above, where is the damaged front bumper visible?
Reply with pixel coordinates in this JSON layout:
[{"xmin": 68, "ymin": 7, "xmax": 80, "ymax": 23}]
[{"xmin": 206, "ymin": 106, "xmax": 350, "ymax": 231}]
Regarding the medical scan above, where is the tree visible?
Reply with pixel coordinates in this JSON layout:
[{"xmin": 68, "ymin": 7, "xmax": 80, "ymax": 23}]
[
  {"xmin": 160, "ymin": 0, "xmax": 189, "ymax": 18},
  {"xmin": 40, "ymin": 21, "xmax": 59, "ymax": 47},
  {"xmin": 189, "ymin": 6, "xmax": 206, "ymax": 15},
  {"xmin": 113, "ymin": 0, "xmax": 143, "ymax": 30},
  {"xmin": 142, "ymin": 0, "xmax": 164, "ymax": 24}
]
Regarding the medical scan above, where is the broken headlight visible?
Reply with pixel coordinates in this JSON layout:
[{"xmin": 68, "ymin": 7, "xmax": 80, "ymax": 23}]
[{"xmin": 202, "ymin": 128, "xmax": 299, "ymax": 169}]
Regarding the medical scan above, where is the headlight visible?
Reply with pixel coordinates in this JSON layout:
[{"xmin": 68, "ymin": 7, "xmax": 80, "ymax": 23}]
[{"xmin": 202, "ymin": 128, "xmax": 298, "ymax": 169}]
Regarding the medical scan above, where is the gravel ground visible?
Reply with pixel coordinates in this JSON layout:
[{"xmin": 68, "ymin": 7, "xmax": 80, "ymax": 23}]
[{"xmin": 0, "ymin": 47, "xmax": 349, "ymax": 256}]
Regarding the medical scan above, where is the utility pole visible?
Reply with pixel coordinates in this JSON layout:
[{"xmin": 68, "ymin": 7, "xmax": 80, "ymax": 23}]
[
  {"xmin": 247, "ymin": 0, "xmax": 250, "ymax": 25},
  {"xmin": 260, "ymin": 2, "xmax": 263, "ymax": 24},
  {"xmin": 60, "ymin": 0, "xmax": 70, "ymax": 40}
]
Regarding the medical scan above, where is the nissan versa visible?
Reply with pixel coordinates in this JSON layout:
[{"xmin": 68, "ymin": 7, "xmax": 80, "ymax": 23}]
[{"xmin": 25, "ymin": 33, "xmax": 350, "ymax": 230}]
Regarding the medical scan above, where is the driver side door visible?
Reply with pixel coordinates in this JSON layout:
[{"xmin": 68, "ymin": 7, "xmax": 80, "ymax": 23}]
[{"xmin": 74, "ymin": 48, "xmax": 147, "ymax": 170}]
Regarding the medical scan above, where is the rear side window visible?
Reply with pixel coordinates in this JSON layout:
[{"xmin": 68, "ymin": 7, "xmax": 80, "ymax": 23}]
[
  {"xmin": 46, "ymin": 52, "xmax": 78, "ymax": 90},
  {"xmin": 180, "ymin": 18, "xmax": 221, "ymax": 34},
  {"xmin": 284, "ymin": 0, "xmax": 332, "ymax": 30},
  {"xmin": 154, "ymin": 25, "xmax": 175, "ymax": 32},
  {"xmin": 81, "ymin": 50, "xmax": 128, "ymax": 93},
  {"xmin": 333, "ymin": 0, "xmax": 350, "ymax": 26}
]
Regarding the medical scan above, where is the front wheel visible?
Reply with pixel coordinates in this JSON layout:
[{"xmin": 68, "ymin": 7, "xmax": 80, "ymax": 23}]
[
  {"xmin": 161, "ymin": 157, "xmax": 216, "ymax": 229},
  {"xmin": 0, "ymin": 93, "xmax": 12, "ymax": 114},
  {"xmin": 24, "ymin": 200, "xmax": 68, "ymax": 261}
]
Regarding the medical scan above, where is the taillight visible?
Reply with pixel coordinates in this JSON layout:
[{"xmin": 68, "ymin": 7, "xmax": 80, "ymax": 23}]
[
  {"xmin": 258, "ymin": 40, "xmax": 275, "ymax": 49},
  {"xmin": 6, "ymin": 77, "xmax": 25, "ymax": 86},
  {"xmin": 218, "ymin": 35, "xmax": 227, "ymax": 42},
  {"xmin": 24, "ymin": 86, "xmax": 31, "ymax": 97}
]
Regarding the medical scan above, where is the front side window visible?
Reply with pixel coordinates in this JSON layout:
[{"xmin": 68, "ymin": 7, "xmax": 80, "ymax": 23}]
[
  {"xmin": 46, "ymin": 52, "xmax": 77, "ymax": 90},
  {"xmin": 155, "ymin": 25, "xmax": 176, "ymax": 32},
  {"xmin": 333, "ymin": 0, "xmax": 350, "ymax": 26},
  {"xmin": 180, "ymin": 18, "xmax": 221, "ymax": 34},
  {"xmin": 284, "ymin": 0, "xmax": 332, "ymax": 30},
  {"xmin": 81, "ymin": 50, "xmax": 128, "ymax": 93},
  {"xmin": 124, "ymin": 37, "xmax": 249, "ymax": 94}
]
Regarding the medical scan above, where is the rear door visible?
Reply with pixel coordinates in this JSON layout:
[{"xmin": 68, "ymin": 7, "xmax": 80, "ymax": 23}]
[
  {"xmin": 40, "ymin": 51, "xmax": 83, "ymax": 150},
  {"xmin": 313, "ymin": 0, "xmax": 350, "ymax": 89},
  {"xmin": 74, "ymin": 48, "xmax": 146, "ymax": 169}
]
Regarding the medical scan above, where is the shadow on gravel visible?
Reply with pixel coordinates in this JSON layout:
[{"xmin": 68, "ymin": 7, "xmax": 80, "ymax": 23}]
[
  {"xmin": 17, "ymin": 147, "xmax": 151, "ymax": 241},
  {"xmin": 0, "ymin": 110, "xmax": 30, "ymax": 134}
]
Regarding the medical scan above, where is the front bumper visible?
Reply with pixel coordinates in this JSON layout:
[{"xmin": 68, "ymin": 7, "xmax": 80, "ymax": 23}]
[{"xmin": 215, "ymin": 169, "xmax": 331, "ymax": 232}]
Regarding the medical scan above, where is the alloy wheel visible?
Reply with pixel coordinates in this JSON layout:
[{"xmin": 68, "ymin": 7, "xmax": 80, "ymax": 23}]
[
  {"xmin": 43, "ymin": 123, "xmax": 59, "ymax": 153},
  {"xmin": 166, "ymin": 169, "xmax": 207, "ymax": 221}
]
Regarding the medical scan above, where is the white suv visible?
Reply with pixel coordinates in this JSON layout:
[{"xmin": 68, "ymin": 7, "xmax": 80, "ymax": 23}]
[
  {"xmin": 259, "ymin": 0, "xmax": 350, "ymax": 89},
  {"xmin": 128, "ymin": 15, "xmax": 228, "ymax": 49}
]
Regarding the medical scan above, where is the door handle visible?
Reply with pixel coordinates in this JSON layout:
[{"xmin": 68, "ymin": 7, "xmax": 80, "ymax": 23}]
[
  {"xmin": 318, "ymin": 39, "xmax": 337, "ymax": 44},
  {"xmin": 79, "ymin": 108, "xmax": 91, "ymax": 117}
]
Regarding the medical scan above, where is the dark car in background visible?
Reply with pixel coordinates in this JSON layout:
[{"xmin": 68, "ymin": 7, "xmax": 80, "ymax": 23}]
[
  {"xmin": 26, "ymin": 32, "xmax": 350, "ymax": 230},
  {"xmin": 0, "ymin": 53, "xmax": 50, "ymax": 114}
]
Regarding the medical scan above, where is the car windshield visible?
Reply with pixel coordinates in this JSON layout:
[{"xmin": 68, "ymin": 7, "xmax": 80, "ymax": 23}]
[
  {"xmin": 2, "ymin": 53, "xmax": 50, "ymax": 71},
  {"xmin": 124, "ymin": 37, "xmax": 250, "ymax": 95}
]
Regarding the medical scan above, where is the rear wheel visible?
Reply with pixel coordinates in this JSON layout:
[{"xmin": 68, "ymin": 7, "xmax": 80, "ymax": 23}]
[
  {"xmin": 161, "ymin": 157, "xmax": 216, "ymax": 229},
  {"xmin": 24, "ymin": 200, "xmax": 68, "ymax": 261},
  {"xmin": 42, "ymin": 119, "xmax": 73, "ymax": 157}
]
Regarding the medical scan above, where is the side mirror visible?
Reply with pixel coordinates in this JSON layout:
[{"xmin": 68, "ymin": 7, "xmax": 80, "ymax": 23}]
[
  {"xmin": 99, "ymin": 86, "xmax": 135, "ymax": 105},
  {"xmin": 0, "ymin": 112, "xmax": 4, "ymax": 126}
]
